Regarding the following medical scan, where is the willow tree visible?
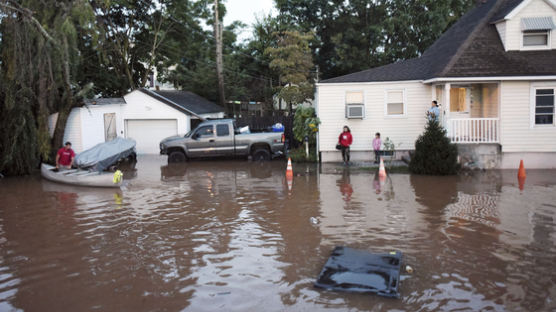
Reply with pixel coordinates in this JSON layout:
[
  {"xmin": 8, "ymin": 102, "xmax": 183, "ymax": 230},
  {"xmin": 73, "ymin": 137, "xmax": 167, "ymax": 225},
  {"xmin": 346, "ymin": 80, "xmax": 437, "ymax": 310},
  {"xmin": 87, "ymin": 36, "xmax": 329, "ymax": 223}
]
[
  {"xmin": 0, "ymin": 0, "xmax": 94, "ymax": 175},
  {"xmin": 265, "ymin": 30, "xmax": 315, "ymax": 114}
]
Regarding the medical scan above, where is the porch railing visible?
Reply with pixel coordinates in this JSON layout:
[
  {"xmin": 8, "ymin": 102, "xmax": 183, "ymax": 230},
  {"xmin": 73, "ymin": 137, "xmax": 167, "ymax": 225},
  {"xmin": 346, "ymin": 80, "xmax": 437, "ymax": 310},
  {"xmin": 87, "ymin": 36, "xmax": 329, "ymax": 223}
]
[{"xmin": 448, "ymin": 118, "xmax": 499, "ymax": 143}]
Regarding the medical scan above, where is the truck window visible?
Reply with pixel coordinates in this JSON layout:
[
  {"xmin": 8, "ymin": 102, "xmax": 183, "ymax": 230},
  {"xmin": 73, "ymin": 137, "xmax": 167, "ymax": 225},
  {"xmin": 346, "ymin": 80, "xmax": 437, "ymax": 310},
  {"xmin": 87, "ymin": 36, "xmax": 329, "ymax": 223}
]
[
  {"xmin": 216, "ymin": 124, "xmax": 230, "ymax": 136},
  {"xmin": 195, "ymin": 125, "xmax": 214, "ymax": 138}
]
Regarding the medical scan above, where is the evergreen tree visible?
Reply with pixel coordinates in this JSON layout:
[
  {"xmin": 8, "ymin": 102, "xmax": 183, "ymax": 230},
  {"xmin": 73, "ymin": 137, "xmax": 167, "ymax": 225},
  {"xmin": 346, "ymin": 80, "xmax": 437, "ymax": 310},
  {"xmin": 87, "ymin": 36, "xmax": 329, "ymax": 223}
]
[{"xmin": 409, "ymin": 118, "xmax": 458, "ymax": 175}]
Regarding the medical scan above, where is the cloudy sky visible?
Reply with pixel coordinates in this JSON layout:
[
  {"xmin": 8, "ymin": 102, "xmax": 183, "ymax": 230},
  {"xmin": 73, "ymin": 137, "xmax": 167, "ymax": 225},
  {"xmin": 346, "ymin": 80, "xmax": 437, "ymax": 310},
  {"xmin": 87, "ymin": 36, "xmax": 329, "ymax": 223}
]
[{"xmin": 223, "ymin": 0, "xmax": 277, "ymax": 41}]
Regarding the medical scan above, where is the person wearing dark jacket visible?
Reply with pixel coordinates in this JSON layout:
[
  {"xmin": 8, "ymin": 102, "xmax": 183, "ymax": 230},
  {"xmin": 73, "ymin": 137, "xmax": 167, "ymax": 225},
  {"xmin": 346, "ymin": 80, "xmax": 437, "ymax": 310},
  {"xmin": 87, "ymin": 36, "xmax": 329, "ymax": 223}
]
[{"xmin": 338, "ymin": 126, "xmax": 353, "ymax": 165}]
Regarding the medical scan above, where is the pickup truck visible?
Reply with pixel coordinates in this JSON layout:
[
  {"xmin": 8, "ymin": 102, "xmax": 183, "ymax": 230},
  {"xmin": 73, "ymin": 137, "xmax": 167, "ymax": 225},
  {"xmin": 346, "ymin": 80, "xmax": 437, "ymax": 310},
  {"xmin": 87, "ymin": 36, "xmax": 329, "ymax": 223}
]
[{"xmin": 159, "ymin": 119, "xmax": 285, "ymax": 162}]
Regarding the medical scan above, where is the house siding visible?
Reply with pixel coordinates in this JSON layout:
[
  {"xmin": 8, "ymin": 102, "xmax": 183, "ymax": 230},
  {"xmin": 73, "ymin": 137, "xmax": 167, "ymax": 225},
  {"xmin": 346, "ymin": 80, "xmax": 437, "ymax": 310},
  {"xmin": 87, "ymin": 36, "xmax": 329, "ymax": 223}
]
[
  {"xmin": 317, "ymin": 82, "xmax": 430, "ymax": 159},
  {"xmin": 500, "ymin": 80, "xmax": 556, "ymax": 152},
  {"xmin": 495, "ymin": 21, "xmax": 507, "ymax": 50},
  {"xmin": 122, "ymin": 90, "xmax": 190, "ymax": 135},
  {"xmin": 64, "ymin": 108, "xmax": 83, "ymax": 153},
  {"xmin": 505, "ymin": 0, "xmax": 556, "ymax": 51},
  {"xmin": 79, "ymin": 104, "xmax": 123, "ymax": 151}
]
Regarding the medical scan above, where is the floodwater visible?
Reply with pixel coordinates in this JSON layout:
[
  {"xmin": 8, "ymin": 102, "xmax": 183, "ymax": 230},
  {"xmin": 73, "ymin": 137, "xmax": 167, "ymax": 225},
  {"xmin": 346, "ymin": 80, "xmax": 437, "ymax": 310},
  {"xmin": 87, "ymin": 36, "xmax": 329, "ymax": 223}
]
[{"xmin": 1, "ymin": 156, "xmax": 555, "ymax": 312}]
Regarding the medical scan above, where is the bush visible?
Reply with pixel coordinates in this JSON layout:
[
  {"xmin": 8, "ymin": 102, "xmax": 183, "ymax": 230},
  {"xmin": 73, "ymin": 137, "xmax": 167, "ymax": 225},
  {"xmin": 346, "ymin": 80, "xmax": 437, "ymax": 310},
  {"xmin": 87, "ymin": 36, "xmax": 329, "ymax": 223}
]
[
  {"xmin": 288, "ymin": 146, "xmax": 318, "ymax": 163},
  {"xmin": 409, "ymin": 118, "xmax": 458, "ymax": 175}
]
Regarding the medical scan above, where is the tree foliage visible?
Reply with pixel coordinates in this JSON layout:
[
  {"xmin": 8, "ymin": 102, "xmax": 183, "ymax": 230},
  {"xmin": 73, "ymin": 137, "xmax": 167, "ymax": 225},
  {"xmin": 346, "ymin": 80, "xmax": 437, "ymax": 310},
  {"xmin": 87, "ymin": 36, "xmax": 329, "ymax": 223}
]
[
  {"xmin": 409, "ymin": 118, "xmax": 459, "ymax": 175},
  {"xmin": 265, "ymin": 30, "xmax": 314, "ymax": 114}
]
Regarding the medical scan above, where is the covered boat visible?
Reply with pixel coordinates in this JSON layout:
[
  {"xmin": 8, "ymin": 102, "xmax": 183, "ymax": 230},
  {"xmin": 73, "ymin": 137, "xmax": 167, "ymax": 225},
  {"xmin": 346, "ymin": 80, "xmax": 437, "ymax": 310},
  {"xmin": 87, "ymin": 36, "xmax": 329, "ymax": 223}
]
[
  {"xmin": 75, "ymin": 137, "xmax": 136, "ymax": 172},
  {"xmin": 41, "ymin": 138, "xmax": 136, "ymax": 187}
]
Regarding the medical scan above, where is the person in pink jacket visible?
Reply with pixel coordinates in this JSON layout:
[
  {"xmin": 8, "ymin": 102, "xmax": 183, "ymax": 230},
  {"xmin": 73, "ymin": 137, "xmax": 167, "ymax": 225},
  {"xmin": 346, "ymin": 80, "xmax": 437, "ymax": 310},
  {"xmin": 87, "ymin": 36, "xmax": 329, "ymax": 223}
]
[{"xmin": 372, "ymin": 132, "xmax": 381, "ymax": 164}]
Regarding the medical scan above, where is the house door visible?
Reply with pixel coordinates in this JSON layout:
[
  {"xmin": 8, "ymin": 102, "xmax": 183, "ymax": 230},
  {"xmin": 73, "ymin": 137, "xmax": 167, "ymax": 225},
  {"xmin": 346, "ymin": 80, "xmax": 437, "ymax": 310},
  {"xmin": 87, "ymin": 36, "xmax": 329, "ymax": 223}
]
[{"xmin": 104, "ymin": 113, "xmax": 117, "ymax": 142}]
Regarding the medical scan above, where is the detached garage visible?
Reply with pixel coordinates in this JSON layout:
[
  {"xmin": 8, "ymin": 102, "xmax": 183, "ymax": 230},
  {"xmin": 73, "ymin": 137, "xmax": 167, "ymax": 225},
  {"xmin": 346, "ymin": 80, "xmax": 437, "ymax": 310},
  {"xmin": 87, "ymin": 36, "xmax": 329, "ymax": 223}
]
[
  {"xmin": 125, "ymin": 119, "xmax": 178, "ymax": 154},
  {"xmin": 49, "ymin": 88, "xmax": 225, "ymax": 154}
]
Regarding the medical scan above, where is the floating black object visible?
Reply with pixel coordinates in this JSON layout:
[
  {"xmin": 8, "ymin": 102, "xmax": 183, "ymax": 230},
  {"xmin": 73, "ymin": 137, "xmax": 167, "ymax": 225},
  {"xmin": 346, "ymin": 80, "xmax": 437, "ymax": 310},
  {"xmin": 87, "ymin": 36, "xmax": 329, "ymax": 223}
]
[{"xmin": 314, "ymin": 246, "xmax": 402, "ymax": 298}]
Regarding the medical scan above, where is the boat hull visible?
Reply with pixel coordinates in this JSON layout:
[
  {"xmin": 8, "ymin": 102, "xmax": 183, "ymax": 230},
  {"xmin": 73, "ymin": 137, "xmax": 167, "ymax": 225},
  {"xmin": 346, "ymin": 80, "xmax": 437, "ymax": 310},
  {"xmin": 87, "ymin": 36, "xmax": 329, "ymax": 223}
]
[{"xmin": 41, "ymin": 164, "xmax": 122, "ymax": 188}]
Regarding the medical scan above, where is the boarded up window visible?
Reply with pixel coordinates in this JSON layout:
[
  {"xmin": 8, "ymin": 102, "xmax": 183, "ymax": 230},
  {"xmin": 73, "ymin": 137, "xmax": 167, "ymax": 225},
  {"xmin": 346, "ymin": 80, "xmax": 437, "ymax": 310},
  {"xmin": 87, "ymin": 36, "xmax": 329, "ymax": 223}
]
[
  {"xmin": 104, "ymin": 113, "xmax": 117, "ymax": 142},
  {"xmin": 346, "ymin": 91, "xmax": 364, "ymax": 118},
  {"xmin": 386, "ymin": 90, "xmax": 404, "ymax": 115},
  {"xmin": 450, "ymin": 88, "xmax": 467, "ymax": 112},
  {"xmin": 346, "ymin": 91, "xmax": 363, "ymax": 104}
]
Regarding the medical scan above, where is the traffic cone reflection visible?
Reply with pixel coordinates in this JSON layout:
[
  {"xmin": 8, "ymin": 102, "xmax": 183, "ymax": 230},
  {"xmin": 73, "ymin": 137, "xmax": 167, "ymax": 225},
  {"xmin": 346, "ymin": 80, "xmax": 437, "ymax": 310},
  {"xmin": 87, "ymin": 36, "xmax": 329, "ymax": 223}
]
[
  {"xmin": 286, "ymin": 157, "xmax": 293, "ymax": 194},
  {"xmin": 378, "ymin": 157, "xmax": 387, "ymax": 178}
]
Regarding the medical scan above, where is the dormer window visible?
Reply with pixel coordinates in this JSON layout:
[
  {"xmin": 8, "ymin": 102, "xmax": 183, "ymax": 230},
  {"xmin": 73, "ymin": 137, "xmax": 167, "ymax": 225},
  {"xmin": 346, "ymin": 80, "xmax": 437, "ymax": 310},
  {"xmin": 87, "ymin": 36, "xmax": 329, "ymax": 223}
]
[{"xmin": 521, "ymin": 17, "xmax": 555, "ymax": 50}]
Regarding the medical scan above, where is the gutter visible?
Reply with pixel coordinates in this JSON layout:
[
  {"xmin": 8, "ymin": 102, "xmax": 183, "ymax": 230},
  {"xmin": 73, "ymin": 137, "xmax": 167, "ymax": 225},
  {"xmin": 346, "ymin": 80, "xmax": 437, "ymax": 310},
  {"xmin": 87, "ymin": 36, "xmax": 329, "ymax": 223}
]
[{"xmin": 423, "ymin": 76, "xmax": 556, "ymax": 84}]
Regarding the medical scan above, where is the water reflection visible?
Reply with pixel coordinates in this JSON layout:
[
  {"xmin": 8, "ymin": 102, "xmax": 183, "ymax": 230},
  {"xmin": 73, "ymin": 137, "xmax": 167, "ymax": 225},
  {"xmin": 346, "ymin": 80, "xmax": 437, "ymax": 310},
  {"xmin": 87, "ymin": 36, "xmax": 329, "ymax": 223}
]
[{"xmin": 0, "ymin": 159, "xmax": 555, "ymax": 311}]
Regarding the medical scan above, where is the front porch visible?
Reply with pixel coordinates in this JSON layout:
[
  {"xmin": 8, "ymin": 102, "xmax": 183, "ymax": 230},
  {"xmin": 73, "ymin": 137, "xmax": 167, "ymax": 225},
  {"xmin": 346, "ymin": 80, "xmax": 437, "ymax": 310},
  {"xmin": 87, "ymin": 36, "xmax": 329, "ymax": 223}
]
[{"xmin": 434, "ymin": 82, "xmax": 500, "ymax": 143}]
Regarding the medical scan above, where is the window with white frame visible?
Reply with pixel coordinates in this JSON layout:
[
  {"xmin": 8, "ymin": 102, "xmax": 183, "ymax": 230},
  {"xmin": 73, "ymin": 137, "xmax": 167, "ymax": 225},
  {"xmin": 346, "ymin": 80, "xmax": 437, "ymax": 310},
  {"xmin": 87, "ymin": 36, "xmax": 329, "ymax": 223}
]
[
  {"xmin": 535, "ymin": 88, "xmax": 554, "ymax": 125},
  {"xmin": 521, "ymin": 17, "xmax": 554, "ymax": 49},
  {"xmin": 523, "ymin": 31, "xmax": 549, "ymax": 47},
  {"xmin": 345, "ymin": 91, "xmax": 364, "ymax": 119},
  {"xmin": 386, "ymin": 90, "xmax": 405, "ymax": 116}
]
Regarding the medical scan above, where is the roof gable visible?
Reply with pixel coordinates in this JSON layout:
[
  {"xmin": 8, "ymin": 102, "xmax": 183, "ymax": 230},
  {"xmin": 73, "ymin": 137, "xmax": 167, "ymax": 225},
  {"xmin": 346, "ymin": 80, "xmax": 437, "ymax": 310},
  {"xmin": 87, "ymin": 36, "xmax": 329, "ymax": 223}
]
[
  {"xmin": 321, "ymin": 0, "xmax": 556, "ymax": 84},
  {"xmin": 492, "ymin": 0, "xmax": 556, "ymax": 22}
]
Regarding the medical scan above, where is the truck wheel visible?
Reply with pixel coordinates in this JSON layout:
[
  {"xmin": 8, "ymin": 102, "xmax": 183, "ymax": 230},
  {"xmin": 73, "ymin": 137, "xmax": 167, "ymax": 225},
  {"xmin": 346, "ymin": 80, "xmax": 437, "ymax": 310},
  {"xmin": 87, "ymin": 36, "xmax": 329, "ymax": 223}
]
[
  {"xmin": 168, "ymin": 151, "xmax": 186, "ymax": 163},
  {"xmin": 252, "ymin": 148, "xmax": 271, "ymax": 161}
]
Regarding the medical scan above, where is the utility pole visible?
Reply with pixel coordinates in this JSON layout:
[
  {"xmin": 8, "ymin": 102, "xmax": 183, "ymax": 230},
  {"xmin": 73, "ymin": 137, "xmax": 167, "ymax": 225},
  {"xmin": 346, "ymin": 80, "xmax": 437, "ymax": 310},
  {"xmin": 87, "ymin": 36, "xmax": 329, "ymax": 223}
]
[{"xmin": 214, "ymin": 0, "xmax": 225, "ymax": 108}]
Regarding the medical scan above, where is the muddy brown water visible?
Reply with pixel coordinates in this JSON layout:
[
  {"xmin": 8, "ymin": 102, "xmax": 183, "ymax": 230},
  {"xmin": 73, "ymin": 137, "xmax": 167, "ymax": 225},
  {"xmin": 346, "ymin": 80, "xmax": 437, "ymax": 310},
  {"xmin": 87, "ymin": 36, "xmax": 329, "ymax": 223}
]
[{"xmin": 1, "ymin": 156, "xmax": 555, "ymax": 311}]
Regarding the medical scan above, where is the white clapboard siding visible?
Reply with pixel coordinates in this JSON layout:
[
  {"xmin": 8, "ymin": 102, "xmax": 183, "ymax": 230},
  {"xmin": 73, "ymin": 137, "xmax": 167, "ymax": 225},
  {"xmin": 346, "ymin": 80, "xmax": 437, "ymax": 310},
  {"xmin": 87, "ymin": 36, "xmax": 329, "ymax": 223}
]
[
  {"xmin": 63, "ymin": 108, "xmax": 83, "ymax": 153},
  {"xmin": 317, "ymin": 81, "xmax": 430, "ymax": 152},
  {"xmin": 79, "ymin": 104, "xmax": 123, "ymax": 151},
  {"xmin": 503, "ymin": 0, "xmax": 556, "ymax": 51},
  {"xmin": 500, "ymin": 81, "xmax": 556, "ymax": 152},
  {"xmin": 122, "ymin": 90, "xmax": 190, "ymax": 138}
]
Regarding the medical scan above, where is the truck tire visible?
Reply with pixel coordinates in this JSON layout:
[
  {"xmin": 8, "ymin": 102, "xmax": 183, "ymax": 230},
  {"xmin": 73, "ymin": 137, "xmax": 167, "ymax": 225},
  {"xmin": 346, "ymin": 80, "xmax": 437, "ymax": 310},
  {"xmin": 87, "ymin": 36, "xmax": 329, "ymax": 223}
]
[
  {"xmin": 168, "ymin": 151, "xmax": 186, "ymax": 163},
  {"xmin": 252, "ymin": 148, "xmax": 271, "ymax": 161}
]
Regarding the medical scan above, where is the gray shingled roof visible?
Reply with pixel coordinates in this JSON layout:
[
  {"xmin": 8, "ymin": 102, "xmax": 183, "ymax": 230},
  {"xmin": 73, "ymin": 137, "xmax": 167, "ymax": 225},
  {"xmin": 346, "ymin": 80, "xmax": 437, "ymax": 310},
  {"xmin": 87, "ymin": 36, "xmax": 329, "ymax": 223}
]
[
  {"xmin": 139, "ymin": 89, "xmax": 224, "ymax": 115},
  {"xmin": 321, "ymin": 0, "xmax": 556, "ymax": 83},
  {"xmin": 84, "ymin": 98, "xmax": 126, "ymax": 105}
]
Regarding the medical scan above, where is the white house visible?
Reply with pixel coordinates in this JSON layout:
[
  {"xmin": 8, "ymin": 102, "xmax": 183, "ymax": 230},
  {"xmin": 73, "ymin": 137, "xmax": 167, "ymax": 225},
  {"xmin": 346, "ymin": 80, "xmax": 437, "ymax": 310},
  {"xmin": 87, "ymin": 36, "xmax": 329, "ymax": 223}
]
[
  {"xmin": 316, "ymin": 0, "xmax": 556, "ymax": 168},
  {"xmin": 49, "ymin": 89, "xmax": 225, "ymax": 154}
]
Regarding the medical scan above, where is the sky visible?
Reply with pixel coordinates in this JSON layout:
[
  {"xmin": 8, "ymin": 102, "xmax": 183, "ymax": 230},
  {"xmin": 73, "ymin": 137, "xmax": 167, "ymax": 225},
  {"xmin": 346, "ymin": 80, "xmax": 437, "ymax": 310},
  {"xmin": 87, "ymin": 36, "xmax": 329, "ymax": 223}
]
[{"xmin": 223, "ymin": 0, "xmax": 277, "ymax": 42}]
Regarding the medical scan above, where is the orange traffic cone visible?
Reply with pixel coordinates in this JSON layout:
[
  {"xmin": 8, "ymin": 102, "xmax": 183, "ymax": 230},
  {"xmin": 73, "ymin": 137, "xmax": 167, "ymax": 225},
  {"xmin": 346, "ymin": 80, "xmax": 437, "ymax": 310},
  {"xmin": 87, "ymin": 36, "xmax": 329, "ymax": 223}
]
[
  {"xmin": 518, "ymin": 159, "xmax": 526, "ymax": 179},
  {"xmin": 378, "ymin": 157, "xmax": 387, "ymax": 178},
  {"xmin": 286, "ymin": 157, "xmax": 293, "ymax": 178}
]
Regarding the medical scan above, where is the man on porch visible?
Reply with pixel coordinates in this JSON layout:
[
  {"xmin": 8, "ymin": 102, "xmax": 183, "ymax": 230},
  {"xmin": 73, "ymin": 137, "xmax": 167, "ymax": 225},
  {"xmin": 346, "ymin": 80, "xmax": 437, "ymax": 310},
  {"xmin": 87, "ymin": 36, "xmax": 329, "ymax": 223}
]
[{"xmin": 427, "ymin": 100, "xmax": 440, "ymax": 122}]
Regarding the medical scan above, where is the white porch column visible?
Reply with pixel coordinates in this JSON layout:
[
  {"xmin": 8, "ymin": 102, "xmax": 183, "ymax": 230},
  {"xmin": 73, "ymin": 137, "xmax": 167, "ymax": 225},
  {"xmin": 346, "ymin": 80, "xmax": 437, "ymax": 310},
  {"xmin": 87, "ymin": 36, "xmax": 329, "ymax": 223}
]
[{"xmin": 444, "ymin": 83, "xmax": 451, "ymax": 134}]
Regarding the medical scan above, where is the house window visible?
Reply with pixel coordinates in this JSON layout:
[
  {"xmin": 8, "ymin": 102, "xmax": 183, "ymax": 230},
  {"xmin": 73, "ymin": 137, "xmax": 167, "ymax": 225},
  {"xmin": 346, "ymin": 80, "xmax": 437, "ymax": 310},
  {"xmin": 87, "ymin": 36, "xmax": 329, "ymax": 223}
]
[
  {"xmin": 535, "ymin": 89, "xmax": 554, "ymax": 125},
  {"xmin": 521, "ymin": 17, "xmax": 554, "ymax": 49},
  {"xmin": 345, "ymin": 91, "xmax": 364, "ymax": 119},
  {"xmin": 386, "ymin": 90, "xmax": 405, "ymax": 116},
  {"xmin": 523, "ymin": 31, "xmax": 549, "ymax": 47}
]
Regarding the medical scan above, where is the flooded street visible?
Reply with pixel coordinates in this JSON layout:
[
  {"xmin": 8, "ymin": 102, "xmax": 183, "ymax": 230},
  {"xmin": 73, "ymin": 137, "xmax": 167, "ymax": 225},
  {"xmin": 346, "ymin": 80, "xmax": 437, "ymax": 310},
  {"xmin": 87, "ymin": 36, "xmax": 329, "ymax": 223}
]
[{"xmin": 1, "ymin": 156, "xmax": 555, "ymax": 311}]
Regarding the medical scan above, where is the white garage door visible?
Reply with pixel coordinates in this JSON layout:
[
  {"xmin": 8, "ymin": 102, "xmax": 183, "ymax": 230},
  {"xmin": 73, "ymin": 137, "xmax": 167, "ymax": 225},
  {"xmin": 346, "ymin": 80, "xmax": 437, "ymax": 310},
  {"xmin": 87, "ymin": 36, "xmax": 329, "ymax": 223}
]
[{"xmin": 125, "ymin": 119, "xmax": 178, "ymax": 154}]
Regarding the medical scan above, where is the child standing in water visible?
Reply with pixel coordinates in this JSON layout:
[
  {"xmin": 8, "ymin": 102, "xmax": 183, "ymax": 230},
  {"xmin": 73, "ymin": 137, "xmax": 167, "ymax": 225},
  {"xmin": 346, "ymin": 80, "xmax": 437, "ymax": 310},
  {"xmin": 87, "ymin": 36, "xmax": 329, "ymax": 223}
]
[{"xmin": 372, "ymin": 132, "xmax": 381, "ymax": 164}]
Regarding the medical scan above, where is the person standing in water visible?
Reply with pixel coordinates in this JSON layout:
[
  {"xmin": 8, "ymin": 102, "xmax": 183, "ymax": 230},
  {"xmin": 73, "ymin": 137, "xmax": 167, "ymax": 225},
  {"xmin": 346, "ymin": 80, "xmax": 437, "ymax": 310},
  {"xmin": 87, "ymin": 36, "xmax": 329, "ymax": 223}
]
[
  {"xmin": 372, "ymin": 132, "xmax": 382, "ymax": 164},
  {"xmin": 338, "ymin": 126, "xmax": 353, "ymax": 165}
]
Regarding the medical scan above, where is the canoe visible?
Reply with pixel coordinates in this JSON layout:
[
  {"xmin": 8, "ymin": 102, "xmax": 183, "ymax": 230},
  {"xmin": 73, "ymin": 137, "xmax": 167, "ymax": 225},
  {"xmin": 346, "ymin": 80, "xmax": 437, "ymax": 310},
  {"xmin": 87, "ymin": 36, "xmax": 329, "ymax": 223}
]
[{"xmin": 41, "ymin": 163, "xmax": 123, "ymax": 188}]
